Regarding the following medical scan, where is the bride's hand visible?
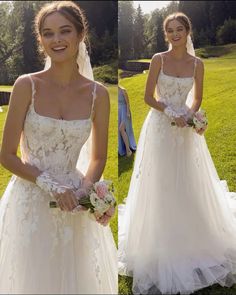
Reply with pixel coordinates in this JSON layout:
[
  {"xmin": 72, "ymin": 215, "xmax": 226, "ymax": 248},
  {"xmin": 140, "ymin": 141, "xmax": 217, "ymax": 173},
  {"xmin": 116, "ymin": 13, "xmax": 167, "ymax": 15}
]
[
  {"xmin": 72, "ymin": 188, "xmax": 88, "ymax": 212},
  {"xmin": 173, "ymin": 116, "xmax": 188, "ymax": 128},
  {"xmin": 184, "ymin": 109, "xmax": 195, "ymax": 122},
  {"xmin": 196, "ymin": 128, "xmax": 205, "ymax": 136},
  {"xmin": 54, "ymin": 189, "xmax": 79, "ymax": 212},
  {"xmin": 81, "ymin": 177, "xmax": 93, "ymax": 192}
]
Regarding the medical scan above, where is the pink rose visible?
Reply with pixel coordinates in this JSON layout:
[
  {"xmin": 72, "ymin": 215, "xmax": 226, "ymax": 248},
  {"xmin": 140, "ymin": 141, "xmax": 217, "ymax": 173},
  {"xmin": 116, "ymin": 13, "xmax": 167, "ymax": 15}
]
[
  {"xmin": 106, "ymin": 206, "xmax": 115, "ymax": 217},
  {"xmin": 95, "ymin": 183, "xmax": 108, "ymax": 199},
  {"xmin": 97, "ymin": 214, "xmax": 111, "ymax": 226},
  {"xmin": 195, "ymin": 112, "xmax": 204, "ymax": 121}
]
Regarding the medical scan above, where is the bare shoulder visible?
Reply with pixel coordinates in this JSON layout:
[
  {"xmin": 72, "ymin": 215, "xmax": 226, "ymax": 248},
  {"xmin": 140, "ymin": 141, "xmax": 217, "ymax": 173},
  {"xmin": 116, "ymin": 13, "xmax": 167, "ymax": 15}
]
[
  {"xmin": 152, "ymin": 53, "xmax": 162, "ymax": 65},
  {"xmin": 195, "ymin": 57, "xmax": 204, "ymax": 74},
  {"xmin": 28, "ymin": 70, "xmax": 47, "ymax": 78},
  {"xmin": 14, "ymin": 74, "xmax": 31, "ymax": 88},
  {"xmin": 151, "ymin": 50, "xmax": 169, "ymax": 67},
  {"xmin": 91, "ymin": 81, "xmax": 109, "ymax": 120},
  {"xmin": 95, "ymin": 81, "xmax": 109, "ymax": 104},
  {"xmin": 195, "ymin": 57, "xmax": 204, "ymax": 68},
  {"xmin": 18, "ymin": 71, "xmax": 45, "ymax": 85},
  {"xmin": 11, "ymin": 74, "xmax": 32, "ymax": 105}
]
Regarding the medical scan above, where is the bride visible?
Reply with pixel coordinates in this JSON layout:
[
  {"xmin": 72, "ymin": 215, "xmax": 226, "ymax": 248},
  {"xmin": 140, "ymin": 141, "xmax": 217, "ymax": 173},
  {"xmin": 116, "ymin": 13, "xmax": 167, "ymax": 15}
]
[
  {"xmin": 118, "ymin": 12, "xmax": 236, "ymax": 295},
  {"xmin": 0, "ymin": 1, "xmax": 117, "ymax": 294}
]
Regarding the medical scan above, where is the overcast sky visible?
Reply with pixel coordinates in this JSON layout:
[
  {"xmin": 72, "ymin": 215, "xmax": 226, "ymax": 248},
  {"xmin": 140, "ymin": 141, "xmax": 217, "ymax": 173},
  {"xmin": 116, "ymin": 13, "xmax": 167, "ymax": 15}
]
[{"xmin": 133, "ymin": 1, "xmax": 172, "ymax": 14}]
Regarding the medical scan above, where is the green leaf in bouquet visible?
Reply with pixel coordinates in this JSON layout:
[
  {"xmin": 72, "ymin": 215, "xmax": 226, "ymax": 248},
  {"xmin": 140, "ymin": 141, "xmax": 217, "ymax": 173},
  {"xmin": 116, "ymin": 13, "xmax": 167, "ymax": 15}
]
[{"xmin": 49, "ymin": 201, "xmax": 58, "ymax": 208}]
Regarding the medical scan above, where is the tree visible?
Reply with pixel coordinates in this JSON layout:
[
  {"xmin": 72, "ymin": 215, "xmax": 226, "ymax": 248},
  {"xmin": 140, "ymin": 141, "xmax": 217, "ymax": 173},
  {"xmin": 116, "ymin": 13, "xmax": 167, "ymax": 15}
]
[
  {"xmin": 178, "ymin": 1, "xmax": 236, "ymax": 47},
  {"xmin": 155, "ymin": 10, "xmax": 166, "ymax": 53},
  {"xmin": 163, "ymin": 0, "xmax": 179, "ymax": 17},
  {"xmin": 178, "ymin": 1, "xmax": 210, "ymax": 47},
  {"xmin": 0, "ymin": 1, "xmax": 22, "ymax": 66},
  {"xmin": 77, "ymin": 1, "xmax": 117, "ymax": 37},
  {"xmin": 217, "ymin": 18, "xmax": 236, "ymax": 44},
  {"xmin": 22, "ymin": 1, "xmax": 43, "ymax": 73},
  {"xmin": 0, "ymin": 1, "xmax": 117, "ymax": 84},
  {"xmin": 145, "ymin": 9, "xmax": 166, "ymax": 57},
  {"xmin": 118, "ymin": 1, "xmax": 135, "ymax": 60},
  {"xmin": 133, "ymin": 5, "xmax": 145, "ymax": 59},
  {"xmin": 77, "ymin": 0, "xmax": 117, "ymax": 64}
]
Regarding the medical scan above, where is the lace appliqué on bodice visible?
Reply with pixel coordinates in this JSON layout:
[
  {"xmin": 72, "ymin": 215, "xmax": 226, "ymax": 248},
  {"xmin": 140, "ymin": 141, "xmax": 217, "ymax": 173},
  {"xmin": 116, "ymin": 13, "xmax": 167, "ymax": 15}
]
[
  {"xmin": 18, "ymin": 74, "xmax": 97, "ymax": 246},
  {"xmin": 20, "ymin": 75, "xmax": 97, "ymax": 186},
  {"xmin": 156, "ymin": 54, "xmax": 197, "ymax": 116}
]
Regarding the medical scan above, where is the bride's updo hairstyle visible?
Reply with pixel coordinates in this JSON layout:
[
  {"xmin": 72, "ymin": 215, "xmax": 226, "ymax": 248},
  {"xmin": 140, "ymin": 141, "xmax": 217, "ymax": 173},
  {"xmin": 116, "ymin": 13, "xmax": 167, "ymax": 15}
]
[
  {"xmin": 34, "ymin": 1, "xmax": 88, "ymax": 54},
  {"xmin": 163, "ymin": 12, "xmax": 192, "ymax": 41}
]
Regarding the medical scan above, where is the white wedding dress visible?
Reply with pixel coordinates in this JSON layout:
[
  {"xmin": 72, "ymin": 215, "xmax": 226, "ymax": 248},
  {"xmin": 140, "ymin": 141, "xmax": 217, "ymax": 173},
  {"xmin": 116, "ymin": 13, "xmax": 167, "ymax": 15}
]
[
  {"xmin": 118, "ymin": 54, "xmax": 236, "ymax": 294},
  {"xmin": 0, "ymin": 75, "xmax": 117, "ymax": 294}
]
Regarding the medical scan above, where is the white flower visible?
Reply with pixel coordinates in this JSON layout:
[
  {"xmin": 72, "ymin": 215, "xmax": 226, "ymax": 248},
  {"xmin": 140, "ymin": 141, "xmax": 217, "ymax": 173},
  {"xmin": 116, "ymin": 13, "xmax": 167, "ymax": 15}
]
[
  {"xmin": 95, "ymin": 199, "xmax": 110, "ymax": 215},
  {"xmin": 90, "ymin": 192, "xmax": 99, "ymax": 206},
  {"xmin": 104, "ymin": 192, "xmax": 115, "ymax": 205}
]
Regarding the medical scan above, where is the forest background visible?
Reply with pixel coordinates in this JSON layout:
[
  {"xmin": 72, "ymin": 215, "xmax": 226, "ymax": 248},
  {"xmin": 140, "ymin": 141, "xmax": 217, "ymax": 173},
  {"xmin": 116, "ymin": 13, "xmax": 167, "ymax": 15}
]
[
  {"xmin": 0, "ymin": 0, "xmax": 117, "ymax": 85},
  {"xmin": 119, "ymin": 1, "xmax": 236, "ymax": 61}
]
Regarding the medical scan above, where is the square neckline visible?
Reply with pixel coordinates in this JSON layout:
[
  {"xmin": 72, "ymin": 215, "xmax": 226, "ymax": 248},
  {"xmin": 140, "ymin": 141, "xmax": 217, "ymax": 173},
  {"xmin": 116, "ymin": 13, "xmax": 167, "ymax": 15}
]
[
  {"xmin": 160, "ymin": 68, "xmax": 194, "ymax": 80},
  {"xmin": 28, "ymin": 74, "xmax": 96, "ymax": 123},
  {"xmin": 30, "ymin": 102, "xmax": 92, "ymax": 123},
  {"xmin": 160, "ymin": 53, "xmax": 197, "ymax": 80}
]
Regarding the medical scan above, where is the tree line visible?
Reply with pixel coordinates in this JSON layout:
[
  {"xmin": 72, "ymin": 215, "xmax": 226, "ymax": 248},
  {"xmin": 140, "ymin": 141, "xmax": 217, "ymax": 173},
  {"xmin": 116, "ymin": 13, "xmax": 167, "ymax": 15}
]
[
  {"xmin": 0, "ymin": 1, "xmax": 117, "ymax": 85},
  {"xmin": 118, "ymin": 0, "xmax": 236, "ymax": 60}
]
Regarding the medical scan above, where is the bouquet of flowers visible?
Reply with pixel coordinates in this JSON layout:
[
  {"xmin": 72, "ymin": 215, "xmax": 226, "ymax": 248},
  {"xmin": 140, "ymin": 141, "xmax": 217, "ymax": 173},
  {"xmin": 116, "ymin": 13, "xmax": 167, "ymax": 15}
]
[
  {"xmin": 171, "ymin": 109, "xmax": 208, "ymax": 135},
  {"xmin": 50, "ymin": 180, "xmax": 116, "ymax": 226},
  {"xmin": 186, "ymin": 110, "xmax": 208, "ymax": 135}
]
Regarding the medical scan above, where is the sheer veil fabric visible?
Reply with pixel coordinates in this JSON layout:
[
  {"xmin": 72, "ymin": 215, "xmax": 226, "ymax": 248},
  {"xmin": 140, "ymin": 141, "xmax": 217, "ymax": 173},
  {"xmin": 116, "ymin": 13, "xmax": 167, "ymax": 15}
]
[{"xmin": 118, "ymin": 35, "xmax": 236, "ymax": 294}]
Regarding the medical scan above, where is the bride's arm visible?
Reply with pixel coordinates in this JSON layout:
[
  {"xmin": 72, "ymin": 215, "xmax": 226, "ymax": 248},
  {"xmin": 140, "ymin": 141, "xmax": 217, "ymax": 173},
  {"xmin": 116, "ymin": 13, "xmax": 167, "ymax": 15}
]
[
  {"xmin": 189, "ymin": 59, "xmax": 204, "ymax": 114},
  {"xmin": 0, "ymin": 75, "xmax": 41, "ymax": 182},
  {"xmin": 144, "ymin": 54, "xmax": 167, "ymax": 111},
  {"xmin": 0, "ymin": 75, "xmax": 79, "ymax": 211},
  {"xmin": 82, "ymin": 84, "xmax": 110, "ymax": 188}
]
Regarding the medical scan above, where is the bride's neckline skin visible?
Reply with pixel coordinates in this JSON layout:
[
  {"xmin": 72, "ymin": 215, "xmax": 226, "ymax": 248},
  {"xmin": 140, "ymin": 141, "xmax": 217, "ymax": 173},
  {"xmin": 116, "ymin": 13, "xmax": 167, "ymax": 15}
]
[
  {"xmin": 28, "ymin": 72, "xmax": 95, "ymax": 122},
  {"xmin": 46, "ymin": 61, "xmax": 80, "ymax": 89},
  {"xmin": 161, "ymin": 50, "xmax": 195, "ymax": 79}
]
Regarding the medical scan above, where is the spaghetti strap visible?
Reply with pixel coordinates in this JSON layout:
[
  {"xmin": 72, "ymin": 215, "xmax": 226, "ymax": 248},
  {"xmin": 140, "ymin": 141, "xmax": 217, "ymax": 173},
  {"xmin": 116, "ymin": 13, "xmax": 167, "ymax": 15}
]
[
  {"xmin": 193, "ymin": 58, "xmax": 198, "ymax": 77},
  {"xmin": 90, "ymin": 82, "xmax": 97, "ymax": 119},
  {"xmin": 28, "ymin": 74, "xmax": 36, "ymax": 100},
  {"xmin": 159, "ymin": 54, "xmax": 164, "ymax": 71}
]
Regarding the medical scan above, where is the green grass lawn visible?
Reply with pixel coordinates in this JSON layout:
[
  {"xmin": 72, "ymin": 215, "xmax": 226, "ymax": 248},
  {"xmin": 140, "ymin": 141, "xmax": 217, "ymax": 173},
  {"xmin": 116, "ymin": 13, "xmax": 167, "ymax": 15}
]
[
  {"xmin": 0, "ymin": 84, "xmax": 118, "ymax": 244},
  {"xmin": 104, "ymin": 85, "xmax": 118, "ymax": 244},
  {"xmin": 126, "ymin": 44, "xmax": 236, "ymax": 64},
  {"xmin": 119, "ymin": 49, "xmax": 236, "ymax": 294},
  {"xmin": 0, "ymin": 85, "xmax": 12, "ymax": 92}
]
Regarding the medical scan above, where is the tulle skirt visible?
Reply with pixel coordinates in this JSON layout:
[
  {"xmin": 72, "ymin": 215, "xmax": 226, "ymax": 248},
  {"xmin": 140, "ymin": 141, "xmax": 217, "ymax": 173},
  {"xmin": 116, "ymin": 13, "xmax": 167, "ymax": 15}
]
[
  {"xmin": 118, "ymin": 108, "xmax": 236, "ymax": 294},
  {"xmin": 0, "ymin": 175, "xmax": 117, "ymax": 294},
  {"xmin": 118, "ymin": 103, "xmax": 137, "ymax": 156}
]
